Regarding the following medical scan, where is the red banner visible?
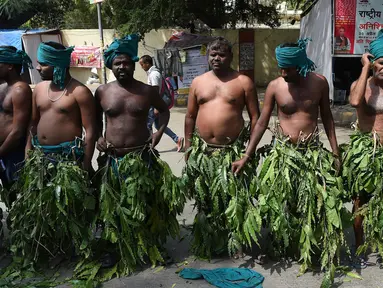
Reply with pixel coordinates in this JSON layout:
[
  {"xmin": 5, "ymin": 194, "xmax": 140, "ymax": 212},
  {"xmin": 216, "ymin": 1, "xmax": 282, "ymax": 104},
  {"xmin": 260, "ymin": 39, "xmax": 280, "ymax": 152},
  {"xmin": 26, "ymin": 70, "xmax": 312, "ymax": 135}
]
[
  {"xmin": 70, "ymin": 46, "xmax": 101, "ymax": 68},
  {"xmin": 334, "ymin": 0, "xmax": 383, "ymax": 55}
]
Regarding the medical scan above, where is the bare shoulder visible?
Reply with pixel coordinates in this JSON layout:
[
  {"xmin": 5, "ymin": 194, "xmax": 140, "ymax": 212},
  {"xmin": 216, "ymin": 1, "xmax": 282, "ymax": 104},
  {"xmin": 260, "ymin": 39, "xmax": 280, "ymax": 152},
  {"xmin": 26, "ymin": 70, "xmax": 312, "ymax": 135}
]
[
  {"xmin": 237, "ymin": 73, "xmax": 254, "ymax": 88},
  {"xmin": 268, "ymin": 77, "xmax": 283, "ymax": 90},
  {"xmin": 34, "ymin": 81, "xmax": 49, "ymax": 94},
  {"xmin": 311, "ymin": 72, "xmax": 329, "ymax": 86},
  {"xmin": 71, "ymin": 79, "xmax": 92, "ymax": 95},
  {"xmin": 12, "ymin": 81, "xmax": 32, "ymax": 95}
]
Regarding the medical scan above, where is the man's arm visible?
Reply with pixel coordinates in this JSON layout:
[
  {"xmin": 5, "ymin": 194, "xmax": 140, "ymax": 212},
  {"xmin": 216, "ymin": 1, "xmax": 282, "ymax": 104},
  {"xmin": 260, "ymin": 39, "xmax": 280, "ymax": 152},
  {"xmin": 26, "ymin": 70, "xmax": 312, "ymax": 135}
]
[
  {"xmin": 349, "ymin": 53, "xmax": 373, "ymax": 107},
  {"xmin": 232, "ymin": 80, "xmax": 276, "ymax": 174},
  {"xmin": 150, "ymin": 86, "xmax": 170, "ymax": 147},
  {"xmin": 74, "ymin": 86, "xmax": 97, "ymax": 172},
  {"xmin": 241, "ymin": 75, "xmax": 260, "ymax": 132},
  {"xmin": 184, "ymin": 79, "xmax": 198, "ymax": 155},
  {"xmin": 0, "ymin": 85, "xmax": 32, "ymax": 157},
  {"xmin": 26, "ymin": 86, "xmax": 40, "ymax": 153},
  {"xmin": 319, "ymin": 77, "xmax": 339, "ymax": 157}
]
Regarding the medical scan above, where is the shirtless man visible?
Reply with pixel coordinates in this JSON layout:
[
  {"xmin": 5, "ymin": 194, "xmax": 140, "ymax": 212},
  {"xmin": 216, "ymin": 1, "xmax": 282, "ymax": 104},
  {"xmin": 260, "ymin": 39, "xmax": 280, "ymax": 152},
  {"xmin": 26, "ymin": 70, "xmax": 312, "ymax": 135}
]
[
  {"xmin": 184, "ymin": 37, "xmax": 259, "ymax": 258},
  {"xmin": 96, "ymin": 51, "xmax": 169, "ymax": 154},
  {"xmin": 0, "ymin": 46, "xmax": 32, "ymax": 207},
  {"xmin": 347, "ymin": 33, "xmax": 383, "ymax": 267},
  {"xmin": 185, "ymin": 37, "xmax": 259, "ymax": 154},
  {"xmin": 95, "ymin": 35, "xmax": 180, "ymax": 269},
  {"xmin": 232, "ymin": 42, "xmax": 340, "ymax": 173},
  {"xmin": 27, "ymin": 42, "xmax": 96, "ymax": 172},
  {"xmin": 9, "ymin": 41, "xmax": 97, "ymax": 263}
]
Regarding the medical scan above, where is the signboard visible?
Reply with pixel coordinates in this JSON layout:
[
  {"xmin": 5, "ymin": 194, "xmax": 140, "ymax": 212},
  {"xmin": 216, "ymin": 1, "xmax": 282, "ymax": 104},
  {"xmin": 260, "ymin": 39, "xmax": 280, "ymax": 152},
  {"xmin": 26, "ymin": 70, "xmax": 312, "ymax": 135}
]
[
  {"xmin": 334, "ymin": 0, "xmax": 383, "ymax": 55},
  {"xmin": 70, "ymin": 46, "xmax": 101, "ymax": 68},
  {"xmin": 178, "ymin": 48, "xmax": 209, "ymax": 89},
  {"xmin": 89, "ymin": 0, "xmax": 103, "ymax": 4}
]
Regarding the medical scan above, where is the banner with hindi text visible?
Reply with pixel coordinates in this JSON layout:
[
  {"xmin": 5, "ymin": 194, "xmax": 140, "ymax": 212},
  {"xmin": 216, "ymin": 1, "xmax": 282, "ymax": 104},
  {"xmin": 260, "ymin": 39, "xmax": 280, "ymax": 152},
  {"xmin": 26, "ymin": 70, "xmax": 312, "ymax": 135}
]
[{"xmin": 334, "ymin": 0, "xmax": 383, "ymax": 55}]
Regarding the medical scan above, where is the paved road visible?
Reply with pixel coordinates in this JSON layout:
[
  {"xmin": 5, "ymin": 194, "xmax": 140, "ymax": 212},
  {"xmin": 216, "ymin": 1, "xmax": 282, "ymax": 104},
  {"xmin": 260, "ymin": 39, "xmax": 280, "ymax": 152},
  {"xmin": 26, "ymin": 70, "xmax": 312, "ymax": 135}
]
[{"xmin": 3, "ymin": 109, "xmax": 382, "ymax": 288}]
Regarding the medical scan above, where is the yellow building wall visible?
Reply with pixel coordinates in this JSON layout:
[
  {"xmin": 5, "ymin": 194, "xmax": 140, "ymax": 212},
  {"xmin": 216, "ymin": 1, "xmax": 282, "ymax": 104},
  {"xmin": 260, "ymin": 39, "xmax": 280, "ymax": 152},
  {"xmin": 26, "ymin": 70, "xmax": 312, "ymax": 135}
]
[
  {"xmin": 254, "ymin": 28, "xmax": 300, "ymax": 86},
  {"xmin": 61, "ymin": 28, "xmax": 299, "ymax": 87}
]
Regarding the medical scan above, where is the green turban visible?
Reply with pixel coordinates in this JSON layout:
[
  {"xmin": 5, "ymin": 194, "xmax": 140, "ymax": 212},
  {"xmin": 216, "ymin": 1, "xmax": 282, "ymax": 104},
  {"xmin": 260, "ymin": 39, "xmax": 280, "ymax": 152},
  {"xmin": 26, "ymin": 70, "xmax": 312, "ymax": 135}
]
[
  {"xmin": 0, "ymin": 47, "xmax": 33, "ymax": 71},
  {"xmin": 369, "ymin": 29, "xmax": 383, "ymax": 62},
  {"xmin": 104, "ymin": 34, "xmax": 139, "ymax": 69},
  {"xmin": 275, "ymin": 38, "xmax": 316, "ymax": 77},
  {"xmin": 37, "ymin": 42, "xmax": 74, "ymax": 89}
]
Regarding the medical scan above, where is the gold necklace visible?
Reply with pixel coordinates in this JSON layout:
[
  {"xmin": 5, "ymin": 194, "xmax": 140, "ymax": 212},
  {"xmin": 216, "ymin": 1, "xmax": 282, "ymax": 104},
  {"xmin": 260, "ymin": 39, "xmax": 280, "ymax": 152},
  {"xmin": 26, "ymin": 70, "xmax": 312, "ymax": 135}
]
[{"xmin": 47, "ymin": 78, "xmax": 73, "ymax": 102}]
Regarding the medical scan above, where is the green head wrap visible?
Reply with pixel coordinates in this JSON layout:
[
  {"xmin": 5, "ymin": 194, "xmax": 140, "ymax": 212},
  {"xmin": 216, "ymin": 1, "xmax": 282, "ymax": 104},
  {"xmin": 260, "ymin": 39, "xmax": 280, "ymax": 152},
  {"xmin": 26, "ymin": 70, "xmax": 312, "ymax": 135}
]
[
  {"xmin": 104, "ymin": 34, "xmax": 139, "ymax": 69},
  {"xmin": 369, "ymin": 29, "xmax": 383, "ymax": 62},
  {"xmin": 275, "ymin": 38, "xmax": 316, "ymax": 77},
  {"xmin": 0, "ymin": 47, "xmax": 33, "ymax": 71},
  {"xmin": 37, "ymin": 42, "xmax": 74, "ymax": 89}
]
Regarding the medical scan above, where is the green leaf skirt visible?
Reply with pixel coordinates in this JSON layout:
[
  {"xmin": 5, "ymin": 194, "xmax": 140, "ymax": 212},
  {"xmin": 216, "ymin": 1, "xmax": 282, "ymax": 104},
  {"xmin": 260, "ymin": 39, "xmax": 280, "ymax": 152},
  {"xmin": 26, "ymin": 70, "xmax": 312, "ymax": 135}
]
[
  {"xmin": 8, "ymin": 147, "xmax": 95, "ymax": 265},
  {"xmin": 257, "ymin": 134, "xmax": 351, "ymax": 277},
  {"xmin": 182, "ymin": 128, "xmax": 261, "ymax": 259},
  {"xmin": 97, "ymin": 147, "xmax": 186, "ymax": 275},
  {"xmin": 341, "ymin": 131, "xmax": 383, "ymax": 257}
]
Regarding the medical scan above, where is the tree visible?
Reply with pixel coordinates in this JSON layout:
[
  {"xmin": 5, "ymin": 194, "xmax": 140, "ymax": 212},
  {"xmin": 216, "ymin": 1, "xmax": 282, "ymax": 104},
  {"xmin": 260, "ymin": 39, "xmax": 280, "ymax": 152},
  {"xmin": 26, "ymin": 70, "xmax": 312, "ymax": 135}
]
[
  {"xmin": 0, "ymin": 0, "xmax": 74, "ymax": 29},
  {"xmin": 101, "ymin": 0, "xmax": 283, "ymax": 35}
]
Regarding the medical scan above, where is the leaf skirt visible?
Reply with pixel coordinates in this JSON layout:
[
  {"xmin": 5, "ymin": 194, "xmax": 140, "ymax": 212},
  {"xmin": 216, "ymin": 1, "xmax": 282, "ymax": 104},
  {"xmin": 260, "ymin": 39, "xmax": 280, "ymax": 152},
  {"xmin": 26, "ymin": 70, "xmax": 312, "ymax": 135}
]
[
  {"xmin": 97, "ymin": 147, "xmax": 185, "ymax": 275},
  {"xmin": 182, "ymin": 130, "xmax": 261, "ymax": 259},
  {"xmin": 8, "ymin": 147, "xmax": 95, "ymax": 265},
  {"xmin": 341, "ymin": 131, "xmax": 383, "ymax": 257},
  {"xmin": 257, "ymin": 136, "xmax": 350, "ymax": 275}
]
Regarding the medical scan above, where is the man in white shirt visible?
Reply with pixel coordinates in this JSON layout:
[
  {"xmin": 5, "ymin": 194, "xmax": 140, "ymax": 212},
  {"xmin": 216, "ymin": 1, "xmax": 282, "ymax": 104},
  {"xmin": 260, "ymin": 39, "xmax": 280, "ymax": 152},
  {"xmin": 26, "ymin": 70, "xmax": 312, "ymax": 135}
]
[{"xmin": 139, "ymin": 55, "xmax": 184, "ymax": 152}]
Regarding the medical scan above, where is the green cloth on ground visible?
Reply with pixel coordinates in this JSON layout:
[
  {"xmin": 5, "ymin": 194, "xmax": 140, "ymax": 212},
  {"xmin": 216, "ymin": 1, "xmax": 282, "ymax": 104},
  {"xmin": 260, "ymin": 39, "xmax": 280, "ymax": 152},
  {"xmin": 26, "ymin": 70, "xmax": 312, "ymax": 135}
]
[
  {"xmin": 0, "ymin": 47, "xmax": 33, "ymax": 69},
  {"xmin": 182, "ymin": 128, "xmax": 260, "ymax": 259},
  {"xmin": 37, "ymin": 42, "xmax": 74, "ymax": 89},
  {"xmin": 369, "ymin": 29, "xmax": 383, "ymax": 61},
  {"xmin": 97, "ymin": 147, "xmax": 185, "ymax": 275},
  {"xmin": 341, "ymin": 130, "xmax": 383, "ymax": 257},
  {"xmin": 275, "ymin": 38, "xmax": 316, "ymax": 77},
  {"xmin": 179, "ymin": 268, "xmax": 264, "ymax": 288},
  {"xmin": 257, "ymin": 130, "xmax": 350, "ymax": 275},
  {"xmin": 8, "ymin": 143, "xmax": 95, "ymax": 265},
  {"xmin": 104, "ymin": 34, "xmax": 140, "ymax": 69}
]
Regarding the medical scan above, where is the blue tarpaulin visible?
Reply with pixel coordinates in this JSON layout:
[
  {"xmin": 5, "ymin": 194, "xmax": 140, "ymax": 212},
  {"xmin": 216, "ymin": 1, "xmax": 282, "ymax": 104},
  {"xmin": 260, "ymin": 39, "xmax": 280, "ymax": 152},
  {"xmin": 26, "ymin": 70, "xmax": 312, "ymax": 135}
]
[{"xmin": 0, "ymin": 29, "xmax": 46, "ymax": 50}]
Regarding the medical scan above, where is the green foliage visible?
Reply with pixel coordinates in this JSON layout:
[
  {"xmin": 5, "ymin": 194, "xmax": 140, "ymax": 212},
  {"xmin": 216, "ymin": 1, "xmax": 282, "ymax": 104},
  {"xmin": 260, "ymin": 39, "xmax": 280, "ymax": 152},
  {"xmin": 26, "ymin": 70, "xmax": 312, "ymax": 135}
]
[
  {"xmin": 257, "ymin": 133, "xmax": 351, "ymax": 286},
  {"xmin": 5, "ymin": 148, "xmax": 95, "ymax": 266},
  {"xmin": 0, "ymin": 0, "xmax": 74, "ymax": 28},
  {"xmin": 81, "ymin": 148, "xmax": 186, "ymax": 278},
  {"xmin": 183, "ymin": 129, "xmax": 261, "ymax": 259},
  {"xmin": 341, "ymin": 131, "xmax": 383, "ymax": 258}
]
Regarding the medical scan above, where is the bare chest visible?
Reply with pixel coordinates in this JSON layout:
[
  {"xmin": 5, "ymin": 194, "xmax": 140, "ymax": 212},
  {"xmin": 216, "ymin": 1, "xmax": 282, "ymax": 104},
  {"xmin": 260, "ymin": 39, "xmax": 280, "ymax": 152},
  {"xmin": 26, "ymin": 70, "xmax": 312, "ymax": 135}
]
[
  {"xmin": 0, "ymin": 85, "xmax": 13, "ymax": 113},
  {"xmin": 101, "ymin": 92, "xmax": 150, "ymax": 118},
  {"xmin": 276, "ymin": 87, "xmax": 320, "ymax": 115},
  {"xmin": 37, "ymin": 92, "xmax": 78, "ymax": 115},
  {"xmin": 196, "ymin": 81, "xmax": 244, "ymax": 105},
  {"xmin": 365, "ymin": 86, "xmax": 383, "ymax": 114}
]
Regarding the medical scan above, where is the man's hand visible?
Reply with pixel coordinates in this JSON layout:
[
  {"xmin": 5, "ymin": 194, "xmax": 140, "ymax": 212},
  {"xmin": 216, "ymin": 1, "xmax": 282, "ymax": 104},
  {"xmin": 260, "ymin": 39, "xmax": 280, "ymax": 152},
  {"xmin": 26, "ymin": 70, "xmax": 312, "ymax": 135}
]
[
  {"xmin": 153, "ymin": 109, "xmax": 159, "ymax": 117},
  {"xmin": 231, "ymin": 157, "xmax": 249, "ymax": 176},
  {"xmin": 151, "ymin": 131, "xmax": 162, "ymax": 148},
  {"xmin": 361, "ymin": 53, "xmax": 374, "ymax": 67},
  {"xmin": 96, "ymin": 136, "xmax": 108, "ymax": 152},
  {"xmin": 333, "ymin": 154, "xmax": 341, "ymax": 175}
]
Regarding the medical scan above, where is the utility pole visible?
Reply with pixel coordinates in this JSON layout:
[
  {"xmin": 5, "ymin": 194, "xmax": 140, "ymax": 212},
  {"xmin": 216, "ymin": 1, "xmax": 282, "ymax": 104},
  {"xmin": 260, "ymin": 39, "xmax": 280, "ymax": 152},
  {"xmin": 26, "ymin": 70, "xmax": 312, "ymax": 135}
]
[{"xmin": 90, "ymin": 0, "xmax": 106, "ymax": 84}]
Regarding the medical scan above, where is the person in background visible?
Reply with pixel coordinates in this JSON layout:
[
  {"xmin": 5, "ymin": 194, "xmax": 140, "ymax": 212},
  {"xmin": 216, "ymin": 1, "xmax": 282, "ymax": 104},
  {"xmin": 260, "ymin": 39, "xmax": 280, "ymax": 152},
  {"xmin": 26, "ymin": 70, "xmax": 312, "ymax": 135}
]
[{"xmin": 139, "ymin": 55, "xmax": 184, "ymax": 152}]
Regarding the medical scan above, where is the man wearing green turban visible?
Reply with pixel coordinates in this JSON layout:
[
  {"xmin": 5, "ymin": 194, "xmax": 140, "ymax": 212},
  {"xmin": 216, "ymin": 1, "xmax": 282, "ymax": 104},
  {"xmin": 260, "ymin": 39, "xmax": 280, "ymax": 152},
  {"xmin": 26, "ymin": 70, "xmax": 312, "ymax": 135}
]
[
  {"xmin": 7, "ymin": 42, "xmax": 98, "ymax": 264},
  {"xmin": 0, "ymin": 46, "xmax": 32, "ymax": 207},
  {"xmin": 344, "ymin": 29, "xmax": 383, "ymax": 268},
  {"xmin": 94, "ymin": 35, "xmax": 185, "ymax": 273},
  {"xmin": 232, "ymin": 39, "xmax": 345, "ymax": 277}
]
